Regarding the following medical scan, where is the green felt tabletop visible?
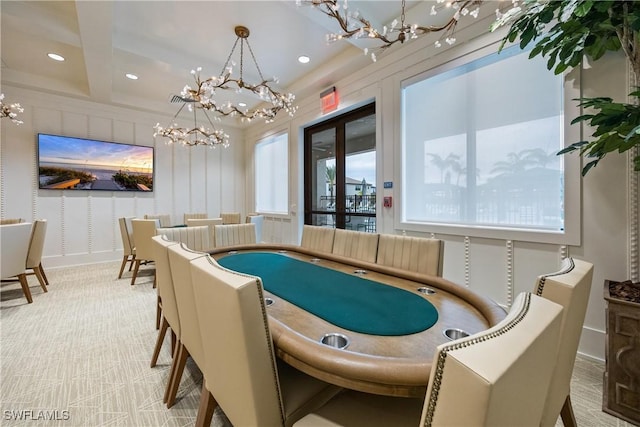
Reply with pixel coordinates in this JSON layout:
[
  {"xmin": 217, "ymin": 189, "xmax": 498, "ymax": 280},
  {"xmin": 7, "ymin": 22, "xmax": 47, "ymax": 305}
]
[{"xmin": 217, "ymin": 252, "xmax": 438, "ymax": 336}]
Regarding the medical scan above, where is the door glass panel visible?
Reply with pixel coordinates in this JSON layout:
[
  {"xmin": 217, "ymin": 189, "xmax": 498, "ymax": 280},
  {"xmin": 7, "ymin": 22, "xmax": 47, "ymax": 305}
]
[
  {"xmin": 310, "ymin": 128, "xmax": 336, "ymax": 227},
  {"xmin": 345, "ymin": 113, "xmax": 376, "ymax": 232}
]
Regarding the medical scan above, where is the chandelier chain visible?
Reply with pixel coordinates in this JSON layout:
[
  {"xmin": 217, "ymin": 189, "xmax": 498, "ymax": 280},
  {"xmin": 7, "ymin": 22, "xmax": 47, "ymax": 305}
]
[{"xmin": 245, "ymin": 38, "xmax": 266, "ymax": 84}]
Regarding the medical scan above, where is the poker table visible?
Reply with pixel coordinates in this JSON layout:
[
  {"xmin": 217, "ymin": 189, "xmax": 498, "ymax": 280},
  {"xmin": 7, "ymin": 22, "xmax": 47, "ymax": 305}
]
[{"xmin": 209, "ymin": 244, "xmax": 506, "ymax": 398}]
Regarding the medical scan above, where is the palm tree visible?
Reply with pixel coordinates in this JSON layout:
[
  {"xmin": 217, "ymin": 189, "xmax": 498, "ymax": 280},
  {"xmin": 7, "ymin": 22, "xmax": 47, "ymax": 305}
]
[
  {"xmin": 491, "ymin": 151, "xmax": 536, "ymax": 176},
  {"xmin": 427, "ymin": 153, "xmax": 462, "ymax": 183},
  {"xmin": 326, "ymin": 164, "xmax": 336, "ymax": 198}
]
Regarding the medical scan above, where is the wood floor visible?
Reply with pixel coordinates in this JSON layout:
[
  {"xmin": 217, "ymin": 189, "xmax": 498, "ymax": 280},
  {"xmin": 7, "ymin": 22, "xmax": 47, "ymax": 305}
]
[{"xmin": 0, "ymin": 261, "xmax": 633, "ymax": 426}]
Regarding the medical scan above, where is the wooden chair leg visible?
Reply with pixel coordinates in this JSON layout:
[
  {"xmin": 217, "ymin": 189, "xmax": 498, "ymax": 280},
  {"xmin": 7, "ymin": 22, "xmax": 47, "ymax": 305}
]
[
  {"xmin": 156, "ymin": 296, "xmax": 162, "ymax": 330},
  {"xmin": 33, "ymin": 268, "xmax": 48, "ymax": 292},
  {"xmin": 153, "ymin": 273, "xmax": 157, "ymax": 289},
  {"xmin": 150, "ymin": 317, "xmax": 169, "ymax": 368},
  {"xmin": 130, "ymin": 259, "xmax": 141, "ymax": 286},
  {"xmin": 18, "ymin": 273, "xmax": 33, "ymax": 304},
  {"xmin": 165, "ymin": 342, "xmax": 189, "ymax": 408},
  {"xmin": 195, "ymin": 380, "xmax": 217, "ymax": 427},
  {"xmin": 560, "ymin": 395, "xmax": 577, "ymax": 427},
  {"xmin": 118, "ymin": 256, "xmax": 129, "ymax": 279},
  {"xmin": 128, "ymin": 255, "xmax": 136, "ymax": 271},
  {"xmin": 171, "ymin": 330, "xmax": 176, "ymax": 355},
  {"xmin": 39, "ymin": 264, "xmax": 50, "ymax": 286}
]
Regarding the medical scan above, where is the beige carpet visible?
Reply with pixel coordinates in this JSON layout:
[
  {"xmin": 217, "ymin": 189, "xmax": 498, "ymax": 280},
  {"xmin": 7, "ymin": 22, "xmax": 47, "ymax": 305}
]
[{"xmin": 0, "ymin": 261, "xmax": 632, "ymax": 426}]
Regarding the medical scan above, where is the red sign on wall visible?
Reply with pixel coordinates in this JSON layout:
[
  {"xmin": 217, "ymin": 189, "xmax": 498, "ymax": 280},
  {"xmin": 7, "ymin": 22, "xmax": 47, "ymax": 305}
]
[{"xmin": 321, "ymin": 86, "xmax": 339, "ymax": 114}]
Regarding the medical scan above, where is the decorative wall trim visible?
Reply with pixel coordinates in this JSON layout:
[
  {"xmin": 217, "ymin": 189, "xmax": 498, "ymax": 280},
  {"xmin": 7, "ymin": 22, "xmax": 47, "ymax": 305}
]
[
  {"xmin": 464, "ymin": 236, "xmax": 470, "ymax": 288},
  {"xmin": 628, "ymin": 59, "xmax": 639, "ymax": 282},
  {"xmin": 506, "ymin": 240, "xmax": 513, "ymax": 307}
]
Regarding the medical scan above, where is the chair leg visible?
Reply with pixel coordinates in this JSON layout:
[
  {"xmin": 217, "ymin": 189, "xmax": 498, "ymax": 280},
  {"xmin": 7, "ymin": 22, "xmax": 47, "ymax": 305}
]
[
  {"xmin": 153, "ymin": 273, "xmax": 157, "ymax": 289},
  {"xmin": 165, "ymin": 342, "xmax": 189, "ymax": 408},
  {"xmin": 150, "ymin": 317, "xmax": 169, "ymax": 368},
  {"xmin": 128, "ymin": 255, "xmax": 136, "ymax": 271},
  {"xmin": 117, "ymin": 255, "xmax": 129, "ymax": 279},
  {"xmin": 171, "ymin": 330, "xmax": 176, "ymax": 355},
  {"xmin": 130, "ymin": 259, "xmax": 141, "ymax": 286},
  {"xmin": 156, "ymin": 296, "xmax": 162, "ymax": 330},
  {"xmin": 560, "ymin": 395, "xmax": 577, "ymax": 427},
  {"xmin": 195, "ymin": 380, "xmax": 217, "ymax": 427},
  {"xmin": 18, "ymin": 273, "xmax": 33, "ymax": 304},
  {"xmin": 39, "ymin": 264, "xmax": 50, "ymax": 286},
  {"xmin": 33, "ymin": 267, "xmax": 48, "ymax": 292}
]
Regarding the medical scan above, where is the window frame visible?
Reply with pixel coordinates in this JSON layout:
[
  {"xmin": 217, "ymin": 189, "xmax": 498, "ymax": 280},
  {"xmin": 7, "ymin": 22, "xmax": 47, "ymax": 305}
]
[
  {"xmin": 254, "ymin": 130, "xmax": 289, "ymax": 215},
  {"xmin": 395, "ymin": 40, "xmax": 581, "ymax": 246}
]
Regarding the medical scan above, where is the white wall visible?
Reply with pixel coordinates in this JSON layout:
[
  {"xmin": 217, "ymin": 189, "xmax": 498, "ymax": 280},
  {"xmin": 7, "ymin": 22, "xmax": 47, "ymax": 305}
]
[
  {"xmin": 245, "ymin": 18, "xmax": 632, "ymax": 361},
  {"xmin": 0, "ymin": 87, "xmax": 245, "ymax": 268}
]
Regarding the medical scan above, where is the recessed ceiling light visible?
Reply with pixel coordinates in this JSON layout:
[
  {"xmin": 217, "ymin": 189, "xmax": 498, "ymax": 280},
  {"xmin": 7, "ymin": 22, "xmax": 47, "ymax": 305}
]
[
  {"xmin": 238, "ymin": 102, "xmax": 247, "ymax": 107},
  {"xmin": 47, "ymin": 53, "xmax": 65, "ymax": 62},
  {"xmin": 298, "ymin": 55, "xmax": 310, "ymax": 64},
  {"xmin": 125, "ymin": 73, "xmax": 138, "ymax": 80}
]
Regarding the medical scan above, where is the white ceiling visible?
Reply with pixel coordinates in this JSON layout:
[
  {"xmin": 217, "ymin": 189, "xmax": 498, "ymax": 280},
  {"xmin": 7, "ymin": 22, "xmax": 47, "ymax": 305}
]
[{"xmin": 1, "ymin": 1, "xmax": 462, "ymax": 125}]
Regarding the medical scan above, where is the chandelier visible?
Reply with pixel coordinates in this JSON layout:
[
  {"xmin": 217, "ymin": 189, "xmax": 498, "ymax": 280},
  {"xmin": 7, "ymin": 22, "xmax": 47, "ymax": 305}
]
[
  {"xmin": 153, "ymin": 92, "xmax": 229, "ymax": 148},
  {"xmin": 180, "ymin": 26, "xmax": 296, "ymax": 124},
  {"xmin": 0, "ymin": 93, "xmax": 24, "ymax": 125},
  {"xmin": 299, "ymin": 0, "xmax": 483, "ymax": 61}
]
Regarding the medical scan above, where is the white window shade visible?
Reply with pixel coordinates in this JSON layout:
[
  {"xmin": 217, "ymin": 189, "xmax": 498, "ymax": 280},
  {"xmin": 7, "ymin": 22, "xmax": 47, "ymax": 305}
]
[{"xmin": 255, "ymin": 133, "xmax": 288, "ymax": 214}]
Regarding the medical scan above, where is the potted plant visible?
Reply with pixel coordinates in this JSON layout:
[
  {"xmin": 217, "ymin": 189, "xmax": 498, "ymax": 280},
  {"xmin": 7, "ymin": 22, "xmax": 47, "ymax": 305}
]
[{"xmin": 491, "ymin": 1, "xmax": 640, "ymax": 423}]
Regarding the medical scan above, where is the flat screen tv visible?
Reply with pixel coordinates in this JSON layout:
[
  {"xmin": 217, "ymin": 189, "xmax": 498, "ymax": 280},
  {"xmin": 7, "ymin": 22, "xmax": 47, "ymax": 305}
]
[{"xmin": 37, "ymin": 133, "xmax": 154, "ymax": 192}]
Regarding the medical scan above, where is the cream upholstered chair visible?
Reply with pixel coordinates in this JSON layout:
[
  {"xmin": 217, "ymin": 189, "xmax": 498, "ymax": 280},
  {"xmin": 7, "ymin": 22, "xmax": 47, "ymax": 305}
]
[
  {"xmin": 0, "ymin": 218, "xmax": 23, "ymax": 225},
  {"xmin": 376, "ymin": 234, "xmax": 444, "ymax": 277},
  {"xmin": 130, "ymin": 219, "xmax": 158, "ymax": 286},
  {"xmin": 294, "ymin": 292, "xmax": 564, "ymax": 427},
  {"xmin": 156, "ymin": 225, "xmax": 210, "ymax": 252},
  {"xmin": 214, "ymin": 223, "xmax": 256, "ymax": 247},
  {"xmin": 25, "ymin": 219, "xmax": 49, "ymax": 291},
  {"xmin": 150, "ymin": 235, "xmax": 182, "ymax": 401},
  {"xmin": 300, "ymin": 225, "xmax": 336, "ymax": 253},
  {"xmin": 190, "ymin": 255, "xmax": 342, "ymax": 427},
  {"xmin": 145, "ymin": 213, "xmax": 171, "ymax": 227},
  {"xmin": 186, "ymin": 218, "xmax": 222, "ymax": 249},
  {"xmin": 1, "ymin": 223, "xmax": 34, "ymax": 303},
  {"xmin": 246, "ymin": 213, "xmax": 264, "ymax": 243},
  {"xmin": 117, "ymin": 217, "xmax": 136, "ymax": 279},
  {"xmin": 220, "ymin": 212, "xmax": 241, "ymax": 224},
  {"xmin": 164, "ymin": 243, "xmax": 208, "ymax": 408},
  {"xmin": 332, "ymin": 229, "xmax": 379, "ymax": 263},
  {"xmin": 183, "ymin": 212, "xmax": 207, "ymax": 223},
  {"xmin": 534, "ymin": 257, "xmax": 594, "ymax": 427}
]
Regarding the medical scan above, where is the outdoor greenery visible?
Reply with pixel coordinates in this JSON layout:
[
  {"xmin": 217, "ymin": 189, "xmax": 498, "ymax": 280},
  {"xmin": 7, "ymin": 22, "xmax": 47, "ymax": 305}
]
[
  {"xmin": 491, "ymin": 0, "xmax": 640, "ymax": 175},
  {"xmin": 39, "ymin": 166, "xmax": 95, "ymax": 186},
  {"xmin": 113, "ymin": 171, "xmax": 153, "ymax": 190}
]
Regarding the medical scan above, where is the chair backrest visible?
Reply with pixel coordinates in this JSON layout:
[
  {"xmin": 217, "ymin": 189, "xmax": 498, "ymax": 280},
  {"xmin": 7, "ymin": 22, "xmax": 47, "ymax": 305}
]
[
  {"xmin": 118, "ymin": 217, "xmax": 135, "ymax": 256},
  {"xmin": 190, "ymin": 255, "xmax": 284, "ymax": 426},
  {"xmin": 0, "ymin": 218, "xmax": 23, "ymax": 225},
  {"xmin": 300, "ymin": 225, "xmax": 335, "ymax": 254},
  {"xmin": 144, "ymin": 213, "xmax": 171, "ymax": 227},
  {"xmin": 167, "ymin": 243, "xmax": 207, "ymax": 369},
  {"xmin": 26, "ymin": 219, "xmax": 47, "ymax": 268},
  {"xmin": 156, "ymin": 225, "xmax": 211, "ymax": 252},
  {"xmin": 151, "ymin": 235, "xmax": 181, "ymax": 337},
  {"xmin": 534, "ymin": 257, "xmax": 594, "ymax": 427},
  {"xmin": 131, "ymin": 219, "xmax": 158, "ymax": 261},
  {"xmin": 186, "ymin": 218, "xmax": 223, "ymax": 248},
  {"xmin": 183, "ymin": 212, "xmax": 208, "ymax": 223},
  {"xmin": 220, "ymin": 212, "xmax": 241, "ymax": 224},
  {"xmin": 124, "ymin": 217, "xmax": 136, "ymax": 248},
  {"xmin": 214, "ymin": 223, "xmax": 256, "ymax": 247},
  {"xmin": 332, "ymin": 229, "xmax": 379, "ymax": 263},
  {"xmin": 0, "ymin": 223, "xmax": 32, "ymax": 278},
  {"xmin": 246, "ymin": 214, "xmax": 264, "ymax": 243},
  {"xmin": 376, "ymin": 234, "xmax": 444, "ymax": 277},
  {"xmin": 420, "ymin": 292, "xmax": 563, "ymax": 427}
]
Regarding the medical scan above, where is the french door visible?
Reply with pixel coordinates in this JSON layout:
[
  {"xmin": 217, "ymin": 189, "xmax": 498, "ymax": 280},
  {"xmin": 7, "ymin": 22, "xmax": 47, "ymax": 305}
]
[{"xmin": 304, "ymin": 103, "xmax": 376, "ymax": 232}]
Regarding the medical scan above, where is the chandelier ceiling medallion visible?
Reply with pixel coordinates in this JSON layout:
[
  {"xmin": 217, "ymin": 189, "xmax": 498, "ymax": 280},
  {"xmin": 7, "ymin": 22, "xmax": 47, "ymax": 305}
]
[
  {"xmin": 300, "ymin": 0, "xmax": 483, "ymax": 61},
  {"xmin": 0, "ymin": 93, "xmax": 24, "ymax": 125},
  {"xmin": 182, "ymin": 25, "xmax": 296, "ymax": 124}
]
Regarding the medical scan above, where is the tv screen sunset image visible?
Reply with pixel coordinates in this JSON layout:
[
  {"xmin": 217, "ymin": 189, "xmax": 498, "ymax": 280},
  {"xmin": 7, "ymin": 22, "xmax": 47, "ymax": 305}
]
[{"xmin": 37, "ymin": 134, "xmax": 154, "ymax": 191}]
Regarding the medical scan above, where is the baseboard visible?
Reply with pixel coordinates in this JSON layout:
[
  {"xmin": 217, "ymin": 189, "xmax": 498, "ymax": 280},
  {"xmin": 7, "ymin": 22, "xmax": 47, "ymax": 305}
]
[
  {"xmin": 578, "ymin": 325, "xmax": 606, "ymax": 361},
  {"xmin": 42, "ymin": 250, "xmax": 121, "ymax": 269}
]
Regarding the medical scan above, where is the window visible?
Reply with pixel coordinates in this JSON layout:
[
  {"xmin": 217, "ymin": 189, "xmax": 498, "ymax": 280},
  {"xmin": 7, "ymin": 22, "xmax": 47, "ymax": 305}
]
[
  {"xmin": 401, "ymin": 44, "xmax": 573, "ymax": 242},
  {"xmin": 255, "ymin": 132, "xmax": 288, "ymax": 214}
]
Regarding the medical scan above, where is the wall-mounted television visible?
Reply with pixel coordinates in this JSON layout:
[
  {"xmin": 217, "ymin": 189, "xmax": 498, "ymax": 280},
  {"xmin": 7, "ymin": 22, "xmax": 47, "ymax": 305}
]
[{"xmin": 37, "ymin": 133, "xmax": 154, "ymax": 192}]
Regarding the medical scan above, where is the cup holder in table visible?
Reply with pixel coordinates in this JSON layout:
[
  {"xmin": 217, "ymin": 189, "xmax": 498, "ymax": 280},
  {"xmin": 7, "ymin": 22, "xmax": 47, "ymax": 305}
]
[
  {"xmin": 264, "ymin": 297, "xmax": 274, "ymax": 307},
  {"xmin": 278, "ymin": 250, "xmax": 288, "ymax": 253},
  {"xmin": 443, "ymin": 328, "xmax": 470, "ymax": 341},
  {"xmin": 228, "ymin": 250, "xmax": 238, "ymax": 255},
  {"xmin": 309, "ymin": 258, "xmax": 321, "ymax": 263},
  {"xmin": 417, "ymin": 287, "xmax": 436, "ymax": 295},
  {"xmin": 353, "ymin": 269, "xmax": 367, "ymax": 275},
  {"xmin": 320, "ymin": 333, "xmax": 350, "ymax": 349}
]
